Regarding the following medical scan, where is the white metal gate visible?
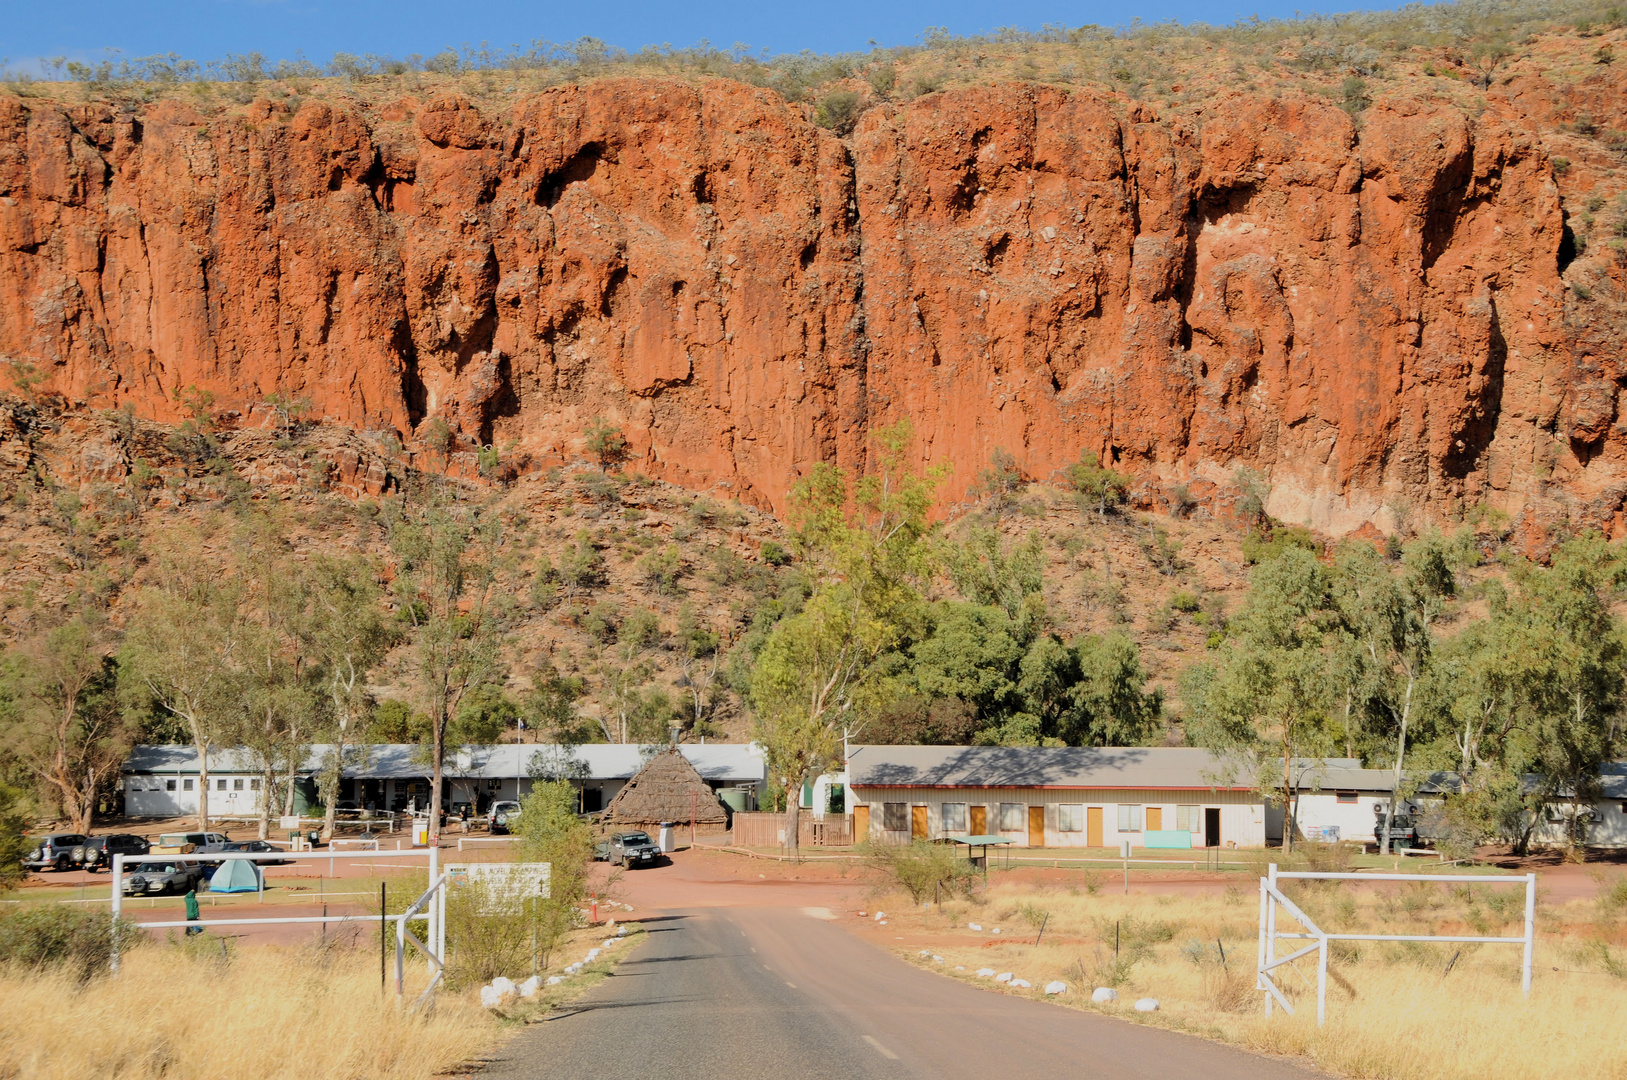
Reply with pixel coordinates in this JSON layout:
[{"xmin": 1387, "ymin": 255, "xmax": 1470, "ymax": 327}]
[{"xmin": 1257, "ymin": 863, "xmax": 1537, "ymax": 1025}]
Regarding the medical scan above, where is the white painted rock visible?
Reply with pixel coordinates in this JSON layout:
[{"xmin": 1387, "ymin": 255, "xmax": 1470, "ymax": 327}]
[
  {"xmin": 992, "ymin": 928, "xmax": 1001, "ymax": 935},
  {"xmin": 616, "ymin": 926, "xmax": 628, "ymax": 936},
  {"xmin": 1044, "ymin": 981, "xmax": 1067, "ymax": 995},
  {"xmin": 519, "ymin": 975, "xmax": 542, "ymax": 998},
  {"xmin": 995, "ymin": 972, "xmax": 1014, "ymax": 983},
  {"xmin": 490, "ymin": 976, "xmax": 516, "ymax": 995},
  {"xmin": 1011, "ymin": 979, "xmax": 1032, "ymax": 988},
  {"xmin": 873, "ymin": 911, "xmax": 886, "ymax": 921},
  {"xmin": 480, "ymin": 984, "xmax": 506, "ymax": 1008},
  {"xmin": 1092, "ymin": 987, "xmax": 1118, "ymax": 1003},
  {"xmin": 586, "ymin": 949, "xmax": 601, "ymax": 961},
  {"xmin": 932, "ymin": 955, "xmax": 944, "ymax": 963},
  {"xmin": 1135, "ymin": 998, "xmax": 1160, "ymax": 1012},
  {"xmin": 878, "ymin": 920, "xmax": 887, "ymax": 925},
  {"xmin": 968, "ymin": 923, "xmax": 983, "ymax": 931},
  {"xmin": 919, "ymin": 950, "xmax": 931, "ymax": 956},
  {"xmin": 977, "ymin": 967, "xmax": 996, "ymax": 978},
  {"xmin": 546, "ymin": 975, "xmax": 565, "ymax": 986},
  {"xmin": 857, "ymin": 910, "xmax": 868, "ymax": 917},
  {"xmin": 955, "ymin": 966, "xmax": 966, "ymax": 971}
]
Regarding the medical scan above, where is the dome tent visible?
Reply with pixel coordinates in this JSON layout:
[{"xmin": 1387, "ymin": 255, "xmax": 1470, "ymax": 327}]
[
  {"xmin": 602, "ymin": 747, "xmax": 728, "ymax": 829},
  {"xmin": 208, "ymin": 859, "xmax": 261, "ymax": 893}
]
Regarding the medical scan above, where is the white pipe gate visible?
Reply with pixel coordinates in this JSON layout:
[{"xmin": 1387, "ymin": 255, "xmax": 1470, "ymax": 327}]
[
  {"xmin": 1257, "ymin": 864, "xmax": 1537, "ymax": 1025},
  {"xmin": 111, "ymin": 846, "xmax": 451, "ymax": 1002}
]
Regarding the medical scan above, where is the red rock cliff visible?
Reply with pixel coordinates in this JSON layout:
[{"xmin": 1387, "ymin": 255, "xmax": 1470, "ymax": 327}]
[{"xmin": 0, "ymin": 78, "xmax": 1609, "ymax": 533}]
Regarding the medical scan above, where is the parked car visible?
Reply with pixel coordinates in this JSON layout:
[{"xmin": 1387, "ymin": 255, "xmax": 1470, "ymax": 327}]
[
  {"xmin": 218, "ymin": 839, "xmax": 292, "ymax": 866},
  {"xmin": 152, "ymin": 832, "xmax": 228, "ymax": 855},
  {"xmin": 488, "ymin": 801, "xmax": 522, "ymax": 834},
  {"xmin": 25, "ymin": 834, "xmax": 88, "ymax": 872},
  {"xmin": 73, "ymin": 834, "xmax": 150, "ymax": 872},
  {"xmin": 121, "ymin": 860, "xmax": 205, "ymax": 896},
  {"xmin": 594, "ymin": 831, "xmax": 662, "ymax": 868}
]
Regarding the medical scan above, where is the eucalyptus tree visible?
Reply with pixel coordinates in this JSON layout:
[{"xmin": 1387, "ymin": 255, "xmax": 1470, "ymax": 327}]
[
  {"xmin": 1332, "ymin": 538, "xmax": 1455, "ymax": 853},
  {"xmin": 1184, "ymin": 546, "xmax": 1338, "ymax": 850},
  {"xmin": 2, "ymin": 615, "xmax": 132, "ymax": 832},
  {"xmin": 749, "ymin": 420, "xmax": 944, "ymax": 857},
  {"xmin": 120, "ymin": 526, "xmax": 246, "ymax": 829},
  {"xmin": 387, "ymin": 487, "xmax": 511, "ymax": 844},
  {"xmin": 307, "ymin": 554, "xmax": 394, "ymax": 841}
]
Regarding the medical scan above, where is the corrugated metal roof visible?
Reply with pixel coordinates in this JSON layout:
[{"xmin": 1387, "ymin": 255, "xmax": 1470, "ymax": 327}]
[
  {"xmin": 1290, "ymin": 762, "xmax": 1461, "ymax": 795},
  {"xmin": 124, "ymin": 743, "xmax": 765, "ymax": 784},
  {"xmin": 847, "ymin": 746, "xmax": 1255, "ymax": 790}
]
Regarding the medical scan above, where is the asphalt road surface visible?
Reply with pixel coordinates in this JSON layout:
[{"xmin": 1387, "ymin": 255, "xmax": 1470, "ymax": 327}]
[{"xmin": 479, "ymin": 906, "xmax": 1326, "ymax": 1080}]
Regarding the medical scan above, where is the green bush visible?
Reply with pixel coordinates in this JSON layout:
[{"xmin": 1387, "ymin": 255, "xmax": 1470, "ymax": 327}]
[
  {"xmin": 0, "ymin": 906, "xmax": 143, "ymax": 980},
  {"xmin": 814, "ymin": 90, "xmax": 862, "ymax": 134},
  {"xmin": 0, "ymin": 783, "xmax": 27, "ymax": 891},
  {"xmin": 760, "ymin": 540, "xmax": 791, "ymax": 567},
  {"xmin": 1240, "ymin": 524, "xmax": 1321, "ymax": 565},
  {"xmin": 864, "ymin": 840, "xmax": 972, "ymax": 903}
]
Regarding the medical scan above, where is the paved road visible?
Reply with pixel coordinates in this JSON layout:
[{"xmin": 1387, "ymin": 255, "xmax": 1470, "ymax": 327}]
[{"xmin": 479, "ymin": 906, "xmax": 1326, "ymax": 1080}]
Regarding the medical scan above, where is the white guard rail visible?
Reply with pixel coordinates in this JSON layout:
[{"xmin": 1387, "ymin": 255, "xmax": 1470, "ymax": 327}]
[
  {"xmin": 111, "ymin": 847, "xmax": 449, "ymax": 999},
  {"xmin": 1257, "ymin": 863, "xmax": 1537, "ymax": 1025}
]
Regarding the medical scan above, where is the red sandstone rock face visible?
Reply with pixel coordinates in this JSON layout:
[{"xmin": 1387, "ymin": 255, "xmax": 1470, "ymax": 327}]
[{"xmin": 0, "ymin": 78, "xmax": 1606, "ymax": 532}]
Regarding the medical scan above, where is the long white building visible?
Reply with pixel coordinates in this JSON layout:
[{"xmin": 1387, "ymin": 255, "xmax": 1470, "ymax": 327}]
[{"xmin": 121, "ymin": 743, "xmax": 766, "ymax": 819}]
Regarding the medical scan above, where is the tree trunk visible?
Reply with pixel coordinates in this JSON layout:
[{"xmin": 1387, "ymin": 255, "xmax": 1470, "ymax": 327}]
[
  {"xmin": 197, "ymin": 739, "xmax": 211, "ymax": 830},
  {"xmin": 430, "ymin": 712, "xmax": 445, "ymax": 847},
  {"xmin": 784, "ymin": 790, "xmax": 801, "ymax": 859},
  {"xmin": 257, "ymin": 761, "xmax": 274, "ymax": 840},
  {"xmin": 320, "ymin": 743, "xmax": 345, "ymax": 843},
  {"xmin": 1281, "ymin": 753, "xmax": 1295, "ymax": 854}
]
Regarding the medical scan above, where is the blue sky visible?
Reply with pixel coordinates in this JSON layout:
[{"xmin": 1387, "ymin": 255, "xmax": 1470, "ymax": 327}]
[{"xmin": 3, "ymin": 0, "xmax": 1401, "ymax": 71}]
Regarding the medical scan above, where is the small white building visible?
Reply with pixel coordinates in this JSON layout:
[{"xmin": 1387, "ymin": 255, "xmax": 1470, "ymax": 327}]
[
  {"xmin": 846, "ymin": 745, "xmax": 1267, "ymax": 849},
  {"xmin": 1273, "ymin": 760, "xmax": 1458, "ymax": 845},
  {"xmin": 122, "ymin": 743, "xmax": 766, "ymax": 819},
  {"xmin": 1529, "ymin": 766, "xmax": 1627, "ymax": 849}
]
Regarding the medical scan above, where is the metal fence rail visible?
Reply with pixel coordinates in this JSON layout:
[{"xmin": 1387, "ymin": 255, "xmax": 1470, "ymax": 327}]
[
  {"xmin": 110, "ymin": 847, "xmax": 448, "ymax": 995},
  {"xmin": 1256, "ymin": 864, "xmax": 1537, "ymax": 1025}
]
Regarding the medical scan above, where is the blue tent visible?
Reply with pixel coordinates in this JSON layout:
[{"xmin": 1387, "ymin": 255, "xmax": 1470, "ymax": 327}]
[{"xmin": 208, "ymin": 859, "xmax": 261, "ymax": 893}]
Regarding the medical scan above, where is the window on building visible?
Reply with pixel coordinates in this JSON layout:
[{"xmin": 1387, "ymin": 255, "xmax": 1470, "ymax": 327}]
[
  {"xmin": 1336, "ymin": 791, "xmax": 1358, "ymax": 804},
  {"xmin": 233, "ymin": 778, "xmax": 244, "ymax": 791},
  {"xmin": 183, "ymin": 778, "xmax": 194, "ymax": 791},
  {"xmin": 1175, "ymin": 805, "xmax": 1198, "ymax": 831},
  {"xmin": 1058, "ymin": 805, "xmax": 1084, "ymax": 832},
  {"xmin": 250, "ymin": 778, "xmax": 261, "ymax": 791},
  {"xmin": 942, "ymin": 803, "xmax": 968, "ymax": 832},
  {"xmin": 217, "ymin": 779, "xmax": 228, "ymax": 791},
  {"xmin": 1117, "ymin": 804, "xmax": 1143, "ymax": 832},
  {"xmin": 165, "ymin": 779, "xmax": 177, "ymax": 792},
  {"xmin": 883, "ymin": 802, "xmax": 907, "ymax": 831},
  {"xmin": 998, "ymin": 803, "xmax": 1025, "ymax": 831}
]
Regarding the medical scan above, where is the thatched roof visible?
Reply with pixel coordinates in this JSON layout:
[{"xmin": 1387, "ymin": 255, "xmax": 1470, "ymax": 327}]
[{"xmin": 603, "ymin": 747, "xmax": 729, "ymax": 826}]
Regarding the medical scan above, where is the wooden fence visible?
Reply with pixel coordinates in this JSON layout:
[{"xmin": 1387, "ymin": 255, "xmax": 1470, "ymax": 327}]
[{"xmin": 731, "ymin": 812, "xmax": 854, "ymax": 848}]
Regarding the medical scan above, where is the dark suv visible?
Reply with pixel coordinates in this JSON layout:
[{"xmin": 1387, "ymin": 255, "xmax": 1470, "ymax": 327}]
[
  {"xmin": 595, "ymin": 831, "xmax": 663, "ymax": 869},
  {"xmin": 74, "ymin": 834, "xmax": 151, "ymax": 872},
  {"xmin": 25, "ymin": 834, "xmax": 88, "ymax": 872}
]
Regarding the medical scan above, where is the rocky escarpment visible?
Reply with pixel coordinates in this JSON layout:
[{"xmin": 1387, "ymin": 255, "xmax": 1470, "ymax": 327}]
[{"xmin": 0, "ymin": 75, "xmax": 1613, "ymax": 535}]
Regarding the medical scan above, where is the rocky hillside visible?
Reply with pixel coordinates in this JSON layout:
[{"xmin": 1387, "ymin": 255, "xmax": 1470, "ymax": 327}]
[
  {"xmin": 0, "ymin": 393, "xmax": 1294, "ymax": 743},
  {"xmin": 7, "ymin": 10, "xmax": 1627, "ymax": 544}
]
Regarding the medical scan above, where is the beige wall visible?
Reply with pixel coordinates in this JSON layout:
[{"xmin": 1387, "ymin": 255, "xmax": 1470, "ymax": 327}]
[{"xmin": 850, "ymin": 786, "xmax": 1267, "ymax": 848}]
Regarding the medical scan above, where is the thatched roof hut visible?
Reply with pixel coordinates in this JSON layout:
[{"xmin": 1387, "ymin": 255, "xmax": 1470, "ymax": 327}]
[{"xmin": 603, "ymin": 747, "xmax": 729, "ymax": 828}]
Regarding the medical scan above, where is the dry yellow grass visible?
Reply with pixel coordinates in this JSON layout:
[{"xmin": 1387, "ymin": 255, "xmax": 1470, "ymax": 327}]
[
  {"xmin": 0, "ymin": 942, "xmax": 497, "ymax": 1080},
  {"xmin": 878, "ymin": 879, "xmax": 1627, "ymax": 1080}
]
